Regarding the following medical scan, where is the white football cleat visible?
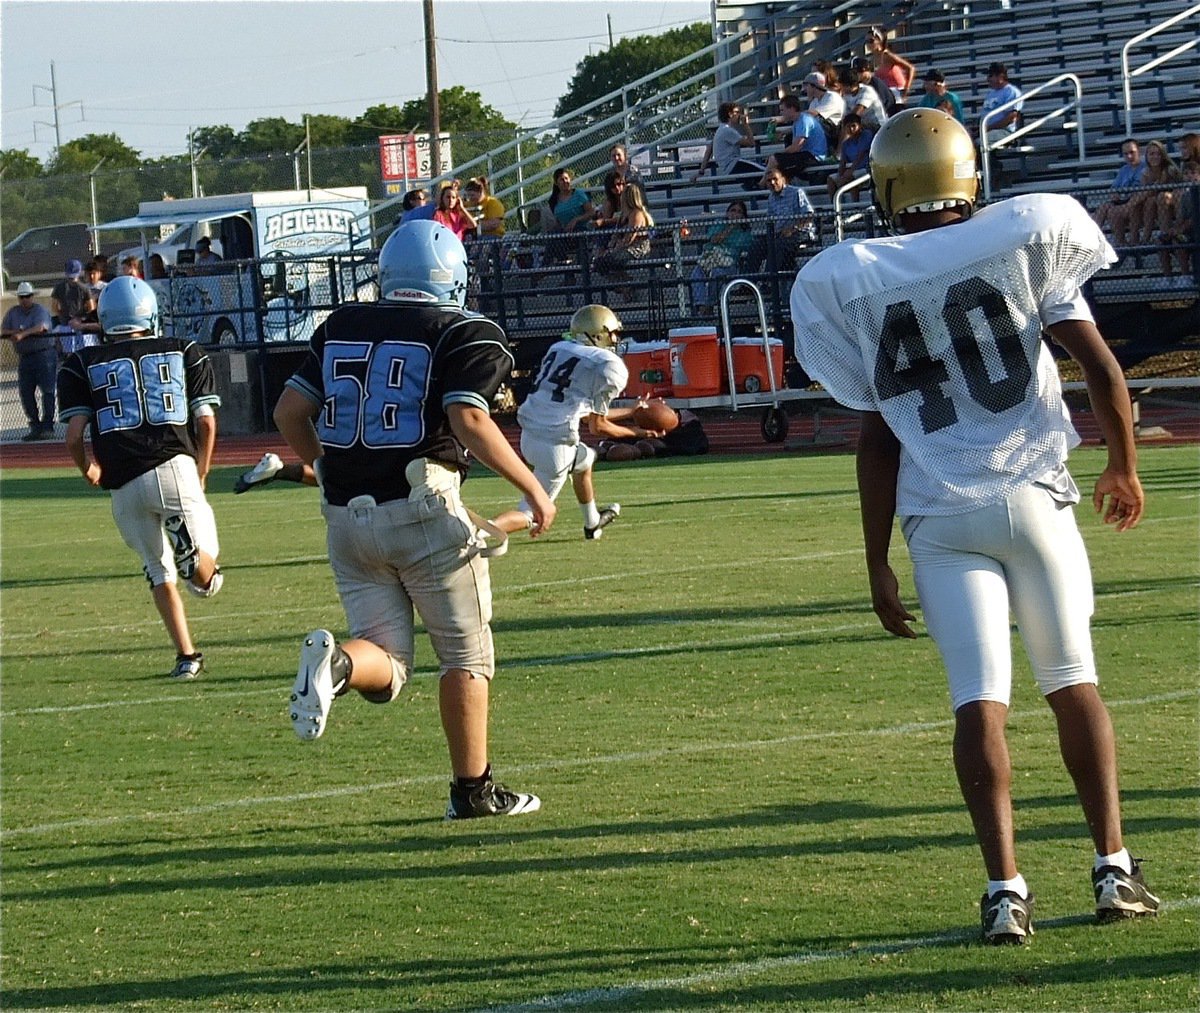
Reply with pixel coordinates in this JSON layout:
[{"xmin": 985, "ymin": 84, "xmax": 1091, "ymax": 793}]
[
  {"xmin": 235, "ymin": 452, "xmax": 284, "ymax": 494},
  {"xmin": 291, "ymin": 629, "xmax": 336, "ymax": 741}
]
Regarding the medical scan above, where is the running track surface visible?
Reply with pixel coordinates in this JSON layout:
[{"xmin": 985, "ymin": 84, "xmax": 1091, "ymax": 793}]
[{"xmin": 2, "ymin": 405, "xmax": 1196, "ymax": 470}]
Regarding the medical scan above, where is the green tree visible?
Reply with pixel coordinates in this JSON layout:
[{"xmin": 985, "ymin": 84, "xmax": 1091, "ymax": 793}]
[
  {"xmin": 399, "ymin": 86, "xmax": 515, "ymax": 134},
  {"xmin": 190, "ymin": 125, "xmax": 238, "ymax": 160},
  {"xmin": 0, "ymin": 149, "xmax": 43, "ymax": 179},
  {"xmin": 46, "ymin": 133, "xmax": 142, "ymax": 174},
  {"xmin": 348, "ymin": 104, "xmax": 412, "ymax": 146},
  {"xmin": 554, "ymin": 22, "xmax": 713, "ymax": 125},
  {"xmin": 238, "ymin": 117, "xmax": 306, "ymax": 154}
]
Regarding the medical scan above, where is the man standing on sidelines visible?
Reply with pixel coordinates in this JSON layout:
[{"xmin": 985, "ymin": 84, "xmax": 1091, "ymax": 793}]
[
  {"xmin": 273, "ymin": 219, "xmax": 555, "ymax": 820},
  {"xmin": 791, "ymin": 109, "xmax": 1159, "ymax": 944},
  {"xmin": 57, "ymin": 276, "xmax": 224, "ymax": 680}
]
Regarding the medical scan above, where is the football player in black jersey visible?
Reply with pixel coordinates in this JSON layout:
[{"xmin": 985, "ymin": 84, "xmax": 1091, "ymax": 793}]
[
  {"xmin": 57, "ymin": 276, "xmax": 224, "ymax": 681},
  {"xmin": 274, "ymin": 220, "xmax": 555, "ymax": 820}
]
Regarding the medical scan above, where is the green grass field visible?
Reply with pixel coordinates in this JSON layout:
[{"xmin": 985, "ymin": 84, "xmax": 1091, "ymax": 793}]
[{"xmin": 2, "ymin": 445, "xmax": 1197, "ymax": 1011}]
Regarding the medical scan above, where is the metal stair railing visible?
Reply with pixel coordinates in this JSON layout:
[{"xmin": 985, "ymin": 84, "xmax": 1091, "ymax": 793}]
[
  {"xmin": 980, "ymin": 72, "xmax": 1085, "ymax": 201},
  {"xmin": 1121, "ymin": 3, "xmax": 1200, "ymax": 137}
]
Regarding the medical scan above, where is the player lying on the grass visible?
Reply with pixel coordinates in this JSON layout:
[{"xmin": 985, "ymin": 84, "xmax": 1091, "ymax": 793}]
[
  {"xmin": 791, "ymin": 108, "xmax": 1159, "ymax": 945},
  {"xmin": 597, "ymin": 404, "xmax": 710, "ymax": 461},
  {"xmin": 57, "ymin": 276, "xmax": 224, "ymax": 681},
  {"xmin": 273, "ymin": 220, "xmax": 556, "ymax": 820},
  {"xmin": 491, "ymin": 304, "xmax": 665, "ymax": 540}
]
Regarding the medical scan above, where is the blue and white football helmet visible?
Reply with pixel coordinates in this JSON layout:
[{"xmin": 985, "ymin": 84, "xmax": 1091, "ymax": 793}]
[
  {"xmin": 98, "ymin": 275, "xmax": 159, "ymax": 336},
  {"xmin": 377, "ymin": 220, "xmax": 468, "ymax": 308}
]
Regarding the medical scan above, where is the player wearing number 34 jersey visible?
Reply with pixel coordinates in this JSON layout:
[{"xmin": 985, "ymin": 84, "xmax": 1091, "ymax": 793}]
[
  {"xmin": 492, "ymin": 304, "xmax": 663, "ymax": 541},
  {"xmin": 792, "ymin": 109, "xmax": 1157, "ymax": 944}
]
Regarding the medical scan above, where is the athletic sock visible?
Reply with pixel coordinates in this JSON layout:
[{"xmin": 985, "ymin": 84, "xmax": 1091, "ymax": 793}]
[
  {"xmin": 455, "ymin": 764, "xmax": 492, "ymax": 790},
  {"xmin": 331, "ymin": 646, "xmax": 354, "ymax": 696},
  {"xmin": 581, "ymin": 501, "xmax": 600, "ymax": 529},
  {"xmin": 987, "ymin": 874, "xmax": 1029, "ymax": 899},
  {"xmin": 1095, "ymin": 847, "xmax": 1133, "ymax": 874}
]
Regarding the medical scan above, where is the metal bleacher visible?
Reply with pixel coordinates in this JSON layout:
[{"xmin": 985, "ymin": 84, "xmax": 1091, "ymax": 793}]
[{"xmin": 460, "ymin": 0, "xmax": 1199, "ymax": 377}]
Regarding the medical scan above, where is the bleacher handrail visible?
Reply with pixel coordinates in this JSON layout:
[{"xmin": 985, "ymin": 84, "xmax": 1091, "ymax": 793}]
[
  {"xmin": 980, "ymin": 72, "xmax": 1085, "ymax": 201},
  {"xmin": 1120, "ymin": 3, "xmax": 1200, "ymax": 137},
  {"xmin": 833, "ymin": 174, "xmax": 873, "ymax": 241}
]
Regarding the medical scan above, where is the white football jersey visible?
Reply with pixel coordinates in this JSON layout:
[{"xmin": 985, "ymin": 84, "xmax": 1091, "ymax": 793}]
[
  {"xmin": 792, "ymin": 193, "xmax": 1115, "ymax": 515},
  {"xmin": 517, "ymin": 340, "xmax": 629, "ymax": 444}
]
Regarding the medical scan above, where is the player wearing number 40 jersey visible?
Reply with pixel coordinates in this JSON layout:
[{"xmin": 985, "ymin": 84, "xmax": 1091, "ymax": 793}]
[
  {"xmin": 274, "ymin": 219, "xmax": 556, "ymax": 820},
  {"xmin": 491, "ymin": 304, "xmax": 664, "ymax": 541},
  {"xmin": 792, "ymin": 109, "xmax": 1158, "ymax": 943},
  {"xmin": 57, "ymin": 276, "xmax": 224, "ymax": 681}
]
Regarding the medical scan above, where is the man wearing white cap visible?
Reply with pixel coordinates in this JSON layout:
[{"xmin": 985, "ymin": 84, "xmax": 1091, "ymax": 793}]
[
  {"xmin": 1, "ymin": 282, "xmax": 57, "ymax": 440},
  {"xmin": 803, "ymin": 71, "xmax": 845, "ymax": 124}
]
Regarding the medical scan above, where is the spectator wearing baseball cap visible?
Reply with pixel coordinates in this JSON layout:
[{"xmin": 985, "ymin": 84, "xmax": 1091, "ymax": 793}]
[
  {"xmin": 852, "ymin": 56, "xmax": 898, "ymax": 116},
  {"xmin": 1, "ymin": 281, "xmax": 56, "ymax": 439},
  {"xmin": 803, "ymin": 70, "xmax": 845, "ymax": 124},
  {"xmin": 51, "ymin": 258, "xmax": 95, "ymax": 330},
  {"xmin": 917, "ymin": 69, "xmax": 965, "ymax": 124},
  {"xmin": 194, "ymin": 236, "xmax": 223, "ymax": 267},
  {"xmin": 979, "ymin": 62, "xmax": 1023, "ymax": 142}
]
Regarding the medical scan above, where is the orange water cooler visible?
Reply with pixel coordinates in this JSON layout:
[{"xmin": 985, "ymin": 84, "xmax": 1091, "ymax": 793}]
[
  {"xmin": 668, "ymin": 327, "xmax": 723, "ymax": 398},
  {"xmin": 728, "ymin": 336, "xmax": 785, "ymax": 394},
  {"xmin": 621, "ymin": 341, "xmax": 673, "ymax": 399}
]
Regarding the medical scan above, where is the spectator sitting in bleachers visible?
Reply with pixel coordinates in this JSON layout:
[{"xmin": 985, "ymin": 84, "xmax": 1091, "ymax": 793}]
[
  {"xmin": 803, "ymin": 71, "xmax": 845, "ymax": 130},
  {"xmin": 609, "ymin": 144, "xmax": 644, "ymax": 193},
  {"xmin": 851, "ymin": 56, "xmax": 898, "ymax": 117},
  {"xmin": 762, "ymin": 95, "xmax": 833, "ymax": 184},
  {"xmin": 1127, "ymin": 140, "xmax": 1185, "ymax": 247},
  {"xmin": 689, "ymin": 199, "xmax": 755, "ymax": 317},
  {"xmin": 397, "ymin": 187, "xmax": 433, "ymax": 225},
  {"xmin": 594, "ymin": 171, "xmax": 626, "ymax": 229},
  {"xmin": 591, "ymin": 182, "xmax": 655, "ymax": 301},
  {"xmin": 826, "ymin": 114, "xmax": 874, "ymax": 202},
  {"xmin": 916, "ymin": 69, "xmax": 964, "ymax": 124},
  {"xmin": 976, "ymin": 62, "xmax": 1023, "ymax": 146},
  {"xmin": 1091, "ymin": 138, "xmax": 1144, "ymax": 245},
  {"xmin": 748, "ymin": 167, "xmax": 816, "ymax": 274},
  {"xmin": 544, "ymin": 167, "xmax": 597, "ymax": 264},
  {"xmin": 691, "ymin": 101, "xmax": 764, "ymax": 189},
  {"xmin": 865, "ymin": 26, "xmax": 915, "ymax": 108},
  {"xmin": 838, "ymin": 65, "xmax": 888, "ymax": 133},
  {"xmin": 1155, "ymin": 133, "xmax": 1197, "ymax": 281}
]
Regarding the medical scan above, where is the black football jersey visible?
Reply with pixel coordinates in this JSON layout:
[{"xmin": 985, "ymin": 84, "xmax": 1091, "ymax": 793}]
[
  {"xmin": 285, "ymin": 302, "xmax": 514, "ymax": 507},
  {"xmin": 58, "ymin": 336, "xmax": 221, "ymax": 490}
]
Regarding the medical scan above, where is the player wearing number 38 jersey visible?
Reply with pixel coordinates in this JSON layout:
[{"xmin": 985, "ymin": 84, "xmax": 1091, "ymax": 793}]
[
  {"xmin": 58, "ymin": 275, "xmax": 224, "ymax": 682},
  {"xmin": 274, "ymin": 220, "xmax": 556, "ymax": 821},
  {"xmin": 792, "ymin": 110, "xmax": 1158, "ymax": 944}
]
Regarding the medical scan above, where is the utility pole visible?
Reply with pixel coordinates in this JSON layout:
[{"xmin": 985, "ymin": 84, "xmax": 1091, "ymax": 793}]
[
  {"xmin": 33, "ymin": 61, "xmax": 82, "ymax": 152},
  {"xmin": 607, "ymin": 13, "xmax": 614, "ymax": 48},
  {"xmin": 423, "ymin": 0, "xmax": 442, "ymax": 178}
]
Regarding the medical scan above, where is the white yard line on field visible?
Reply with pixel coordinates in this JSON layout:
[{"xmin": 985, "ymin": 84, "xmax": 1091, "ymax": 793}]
[
  {"xmin": 478, "ymin": 897, "xmax": 1200, "ymax": 1012},
  {"xmin": 1, "ymin": 688, "xmax": 1192, "ymax": 840}
]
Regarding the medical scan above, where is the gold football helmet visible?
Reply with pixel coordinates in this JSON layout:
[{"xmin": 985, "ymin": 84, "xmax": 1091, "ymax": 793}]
[
  {"xmin": 568, "ymin": 304, "xmax": 623, "ymax": 348},
  {"xmin": 869, "ymin": 108, "xmax": 979, "ymax": 232}
]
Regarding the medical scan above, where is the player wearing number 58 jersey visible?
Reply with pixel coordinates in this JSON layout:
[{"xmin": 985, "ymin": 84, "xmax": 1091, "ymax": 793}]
[
  {"xmin": 57, "ymin": 276, "xmax": 224, "ymax": 681},
  {"xmin": 492, "ymin": 304, "xmax": 662, "ymax": 541},
  {"xmin": 274, "ymin": 220, "xmax": 556, "ymax": 821},
  {"xmin": 792, "ymin": 110, "xmax": 1158, "ymax": 943}
]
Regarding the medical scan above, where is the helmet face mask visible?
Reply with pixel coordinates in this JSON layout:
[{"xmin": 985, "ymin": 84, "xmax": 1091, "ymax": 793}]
[
  {"xmin": 567, "ymin": 304, "xmax": 622, "ymax": 349},
  {"xmin": 378, "ymin": 220, "xmax": 468, "ymax": 307},
  {"xmin": 869, "ymin": 108, "xmax": 980, "ymax": 233},
  {"xmin": 98, "ymin": 276, "xmax": 159, "ymax": 337}
]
